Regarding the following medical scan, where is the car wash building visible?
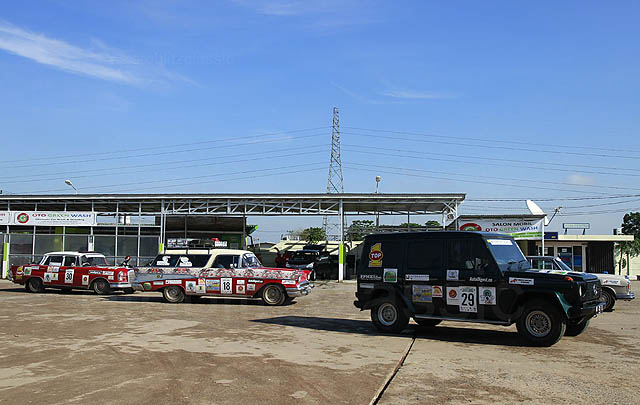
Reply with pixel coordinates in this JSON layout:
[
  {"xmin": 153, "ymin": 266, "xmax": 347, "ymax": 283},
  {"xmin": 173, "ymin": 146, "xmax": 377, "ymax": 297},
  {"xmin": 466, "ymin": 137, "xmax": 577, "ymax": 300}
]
[{"xmin": 454, "ymin": 215, "xmax": 633, "ymax": 274}]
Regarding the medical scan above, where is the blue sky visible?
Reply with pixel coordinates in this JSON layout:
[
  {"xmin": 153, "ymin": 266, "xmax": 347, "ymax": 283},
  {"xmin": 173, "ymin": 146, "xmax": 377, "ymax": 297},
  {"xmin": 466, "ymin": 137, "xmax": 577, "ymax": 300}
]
[{"xmin": 1, "ymin": 1, "xmax": 639, "ymax": 241}]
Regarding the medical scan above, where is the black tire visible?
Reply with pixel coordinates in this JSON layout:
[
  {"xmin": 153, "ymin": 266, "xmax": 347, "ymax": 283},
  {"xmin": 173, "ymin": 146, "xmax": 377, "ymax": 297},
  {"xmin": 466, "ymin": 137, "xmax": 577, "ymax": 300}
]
[
  {"xmin": 601, "ymin": 289, "xmax": 616, "ymax": 312},
  {"xmin": 565, "ymin": 319, "xmax": 591, "ymax": 337},
  {"xmin": 516, "ymin": 299, "xmax": 566, "ymax": 347},
  {"xmin": 92, "ymin": 278, "xmax": 111, "ymax": 295},
  {"xmin": 163, "ymin": 286, "xmax": 185, "ymax": 303},
  {"xmin": 25, "ymin": 277, "xmax": 45, "ymax": 293},
  {"xmin": 371, "ymin": 298, "xmax": 410, "ymax": 333},
  {"xmin": 123, "ymin": 288, "xmax": 135, "ymax": 294},
  {"xmin": 262, "ymin": 284, "xmax": 287, "ymax": 306},
  {"xmin": 415, "ymin": 318, "xmax": 442, "ymax": 328}
]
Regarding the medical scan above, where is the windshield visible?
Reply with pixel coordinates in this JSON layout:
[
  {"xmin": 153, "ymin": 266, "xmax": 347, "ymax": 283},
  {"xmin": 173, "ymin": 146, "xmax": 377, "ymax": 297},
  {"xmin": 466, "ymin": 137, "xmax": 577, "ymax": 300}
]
[
  {"xmin": 242, "ymin": 253, "xmax": 262, "ymax": 268},
  {"xmin": 151, "ymin": 254, "xmax": 210, "ymax": 267},
  {"xmin": 554, "ymin": 258, "xmax": 573, "ymax": 272},
  {"xmin": 484, "ymin": 238, "xmax": 530, "ymax": 271},
  {"xmin": 82, "ymin": 255, "xmax": 108, "ymax": 266}
]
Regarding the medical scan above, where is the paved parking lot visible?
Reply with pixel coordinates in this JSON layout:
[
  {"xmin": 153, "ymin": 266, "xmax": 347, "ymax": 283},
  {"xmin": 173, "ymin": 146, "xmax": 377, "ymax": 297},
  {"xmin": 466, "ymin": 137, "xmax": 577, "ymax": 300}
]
[{"xmin": 1, "ymin": 280, "xmax": 638, "ymax": 404}]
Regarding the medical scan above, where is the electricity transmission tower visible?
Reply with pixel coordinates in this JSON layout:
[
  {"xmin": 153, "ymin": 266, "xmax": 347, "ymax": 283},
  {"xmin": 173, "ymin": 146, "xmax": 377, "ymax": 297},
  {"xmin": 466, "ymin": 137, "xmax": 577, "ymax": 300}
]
[{"xmin": 323, "ymin": 107, "xmax": 344, "ymax": 239}]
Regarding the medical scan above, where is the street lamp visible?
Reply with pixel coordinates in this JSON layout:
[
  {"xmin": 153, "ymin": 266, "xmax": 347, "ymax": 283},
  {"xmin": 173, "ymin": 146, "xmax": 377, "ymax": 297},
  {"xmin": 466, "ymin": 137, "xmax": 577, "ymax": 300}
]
[{"xmin": 64, "ymin": 179, "xmax": 78, "ymax": 195}]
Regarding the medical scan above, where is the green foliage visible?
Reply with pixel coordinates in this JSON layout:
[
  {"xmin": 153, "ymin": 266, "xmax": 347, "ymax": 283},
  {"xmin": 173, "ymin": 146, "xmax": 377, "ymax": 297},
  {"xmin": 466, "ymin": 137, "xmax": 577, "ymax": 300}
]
[
  {"xmin": 617, "ymin": 212, "xmax": 640, "ymax": 274},
  {"xmin": 300, "ymin": 227, "xmax": 327, "ymax": 244},
  {"xmin": 425, "ymin": 220, "xmax": 441, "ymax": 227},
  {"xmin": 347, "ymin": 220, "xmax": 376, "ymax": 240},
  {"xmin": 399, "ymin": 222, "xmax": 422, "ymax": 228}
]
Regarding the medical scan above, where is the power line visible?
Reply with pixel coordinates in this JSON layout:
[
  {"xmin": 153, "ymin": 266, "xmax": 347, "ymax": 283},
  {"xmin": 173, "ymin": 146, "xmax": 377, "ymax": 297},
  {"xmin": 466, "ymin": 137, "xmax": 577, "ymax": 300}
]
[
  {"xmin": 342, "ymin": 126, "xmax": 640, "ymax": 155},
  {"xmin": 341, "ymin": 130, "xmax": 640, "ymax": 160},
  {"xmin": 1, "ymin": 127, "xmax": 329, "ymax": 164},
  {"xmin": 342, "ymin": 144, "xmax": 640, "ymax": 177}
]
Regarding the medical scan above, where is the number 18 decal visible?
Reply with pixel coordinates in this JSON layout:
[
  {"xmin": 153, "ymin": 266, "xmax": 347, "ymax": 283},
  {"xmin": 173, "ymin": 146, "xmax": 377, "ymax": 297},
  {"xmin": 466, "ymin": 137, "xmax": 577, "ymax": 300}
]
[
  {"xmin": 65, "ymin": 269, "xmax": 74, "ymax": 284},
  {"xmin": 221, "ymin": 278, "xmax": 232, "ymax": 294},
  {"xmin": 459, "ymin": 286, "xmax": 477, "ymax": 313}
]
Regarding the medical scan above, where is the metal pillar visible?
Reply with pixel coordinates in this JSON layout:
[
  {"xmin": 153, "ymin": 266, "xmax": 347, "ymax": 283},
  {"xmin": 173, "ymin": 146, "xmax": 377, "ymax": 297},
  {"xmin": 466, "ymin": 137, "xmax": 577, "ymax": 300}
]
[{"xmin": 338, "ymin": 199, "xmax": 344, "ymax": 281}]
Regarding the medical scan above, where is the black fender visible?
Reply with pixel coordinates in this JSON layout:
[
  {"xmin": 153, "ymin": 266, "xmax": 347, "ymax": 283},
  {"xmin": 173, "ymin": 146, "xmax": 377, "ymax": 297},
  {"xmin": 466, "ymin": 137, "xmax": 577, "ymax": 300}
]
[
  {"xmin": 358, "ymin": 284, "xmax": 416, "ymax": 314},
  {"xmin": 510, "ymin": 288, "xmax": 572, "ymax": 320}
]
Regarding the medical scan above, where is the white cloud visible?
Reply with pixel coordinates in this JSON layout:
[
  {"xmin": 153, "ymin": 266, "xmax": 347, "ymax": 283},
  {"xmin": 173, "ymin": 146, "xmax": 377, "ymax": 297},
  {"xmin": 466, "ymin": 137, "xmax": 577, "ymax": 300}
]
[
  {"xmin": 566, "ymin": 174, "xmax": 595, "ymax": 186},
  {"xmin": 0, "ymin": 20, "xmax": 190, "ymax": 87},
  {"xmin": 381, "ymin": 89, "xmax": 455, "ymax": 100}
]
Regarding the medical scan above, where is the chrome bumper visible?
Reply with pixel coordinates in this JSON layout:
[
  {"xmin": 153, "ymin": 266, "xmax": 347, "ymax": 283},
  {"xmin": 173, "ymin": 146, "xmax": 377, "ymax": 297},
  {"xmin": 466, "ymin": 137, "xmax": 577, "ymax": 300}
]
[
  {"xmin": 286, "ymin": 282, "xmax": 314, "ymax": 298},
  {"xmin": 616, "ymin": 292, "xmax": 635, "ymax": 300},
  {"xmin": 109, "ymin": 282, "xmax": 133, "ymax": 289}
]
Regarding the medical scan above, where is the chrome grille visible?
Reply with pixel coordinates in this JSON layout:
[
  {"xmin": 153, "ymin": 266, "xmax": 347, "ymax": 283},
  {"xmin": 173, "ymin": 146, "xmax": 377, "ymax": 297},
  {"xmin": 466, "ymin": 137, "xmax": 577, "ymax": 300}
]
[{"xmin": 583, "ymin": 281, "xmax": 600, "ymax": 301}]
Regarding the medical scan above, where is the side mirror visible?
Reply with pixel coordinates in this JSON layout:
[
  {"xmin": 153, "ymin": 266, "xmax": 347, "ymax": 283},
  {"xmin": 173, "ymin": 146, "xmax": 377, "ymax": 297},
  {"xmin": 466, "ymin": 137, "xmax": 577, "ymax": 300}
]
[
  {"xmin": 121, "ymin": 256, "xmax": 131, "ymax": 266},
  {"xmin": 465, "ymin": 260, "xmax": 474, "ymax": 270}
]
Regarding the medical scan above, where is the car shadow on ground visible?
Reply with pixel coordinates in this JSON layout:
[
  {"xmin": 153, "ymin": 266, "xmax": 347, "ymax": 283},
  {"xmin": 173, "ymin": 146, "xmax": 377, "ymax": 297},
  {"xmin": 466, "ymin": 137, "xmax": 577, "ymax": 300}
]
[
  {"xmin": 0, "ymin": 287, "xmax": 97, "ymax": 296},
  {"xmin": 251, "ymin": 316, "xmax": 527, "ymax": 347},
  {"xmin": 102, "ymin": 295, "xmax": 296, "ymax": 306}
]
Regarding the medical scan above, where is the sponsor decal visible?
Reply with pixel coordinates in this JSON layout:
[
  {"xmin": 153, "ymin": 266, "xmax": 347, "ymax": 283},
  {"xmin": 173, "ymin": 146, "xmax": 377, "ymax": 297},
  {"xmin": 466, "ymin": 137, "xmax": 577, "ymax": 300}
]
[
  {"xmin": 153, "ymin": 281, "xmax": 164, "ymax": 286},
  {"xmin": 282, "ymin": 279, "xmax": 296, "ymax": 285},
  {"xmin": 236, "ymin": 284, "xmax": 246, "ymax": 294},
  {"xmin": 178, "ymin": 256, "xmax": 193, "ymax": 267},
  {"xmin": 196, "ymin": 284, "xmax": 206, "ymax": 294},
  {"xmin": 487, "ymin": 239, "xmax": 513, "ymax": 246},
  {"xmin": 383, "ymin": 268, "xmax": 398, "ymax": 283},
  {"xmin": 247, "ymin": 284, "xmax": 256, "ymax": 291},
  {"xmin": 602, "ymin": 279, "xmax": 621, "ymax": 286},
  {"xmin": 405, "ymin": 274, "xmax": 429, "ymax": 281},
  {"xmin": 469, "ymin": 277, "xmax": 493, "ymax": 283},
  {"xmin": 446, "ymin": 269, "xmax": 459, "ymax": 281},
  {"xmin": 89, "ymin": 270, "xmax": 102, "ymax": 275},
  {"xmin": 48, "ymin": 266, "xmax": 60, "ymax": 272},
  {"xmin": 459, "ymin": 286, "xmax": 477, "ymax": 313},
  {"xmin": 16, "ymin": 274, "xmax": 22, "ymax": 280},
  {"xmin": 43, "ymin": 272, "xmax": 58, "ymax": 282},
  {"xmin": 185, "ymin": 281, "xmax": 197, "ymax": 293},
  {"xmin": 248, "ymin": 279, "xmax": 264, "ymax": 284},
  {"xmin": 479, "ymin": 287, "xmax": 496, "ymax": 305},
  {"xmin": 107, "ymin": 276, "xmax": 114, "ymax": 281},
  {"xmin": 205, "ymin": 279, "xmax": 221, "ymax": 291},
  {"xmin": 23, "ymin": 268, "xmax": 32, "ymax": 276},
  {"xmin": 509, "ymin": 277, "xmax": 534, "ymax": 286},
  {"xmin": 446, "ymin": 287, "xmax": 460, "ymax": 305},
  {"xmin": 236, "ymin": 279, "xmax": 245, "ymax": 284},
  {"xmin": 412, "ymin": 285, "xmax": 433, "ymax": 303},
  {"xmin": 17, "ymin": 212, "xmax": 29, "ymax": 224},
  {"xmin": 64, "ymin": 269, "xmax": 74, "ymax": 284},
  {"xmin": 221, "ymin": 278, "xmax": 233, "ymax": 294},
  {"xmin": 143, "ymin": 282, "xmax": 152, "ymax": 290},
  {"xmin": 102, "ymin": 271, "xmax": 114, "ymax": 276},
  {"xmin": 82, "ymin": 275, "xmax": 89, "ymax": 285},
  {"xmin": 165, "ymin": 279, "xmax": 182, "ymax": 285},
  {"xmin": 360, "ymin": 283, "xmax": 375, "ymax": 289},
  {"xmin": 359, "ymin": 274, "xmax": 381, "ymax": 281},
  {"xmin": 198, "ymin": 278, "xmax": 206, "ymax": 285},
  {"xmin": 432, "ymin": 285, "xmax": 443, "ymax": 298},
  {"xmin": 368, "ymin": 243, "xmax": 383, "ymax": 268}
]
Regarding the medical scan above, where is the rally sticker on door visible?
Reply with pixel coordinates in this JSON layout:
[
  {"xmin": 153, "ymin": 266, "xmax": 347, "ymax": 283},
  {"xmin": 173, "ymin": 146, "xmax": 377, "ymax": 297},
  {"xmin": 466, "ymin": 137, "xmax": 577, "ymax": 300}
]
[
  {"xmin": 383, "ymin": 268, "xmax": 397, "ymax": 283},
  {"xmin": 412, "ymin": 285, "xmax": 433, "ymax": 303},
  {"xmin": 185, "ymin": 281, "xmax": 196, "ymax": 293},
  {"xmin": 479, "ymin": 287, "xmax": 496, "ymax": 305},
  {"xmin": 221, "ymin": 278, "xmax": 233, "ymax": 294},
  {"xmin": 82, "ymin": 275, "xmax": 89, "ymax": 285},
  {"xmin": 64, "ymin": 269, "xmax": 74, "ymax": 284},
  {"xmin": 459, "ymin": 286, "xmax": 477, "ymax": 313},
  {"xmin": 446, "ymin": 287, "xmax": 459, "ymax": 305},
  {"xmin": 369, "ymin": 243, "xmax": 383, "ymax": 268}
]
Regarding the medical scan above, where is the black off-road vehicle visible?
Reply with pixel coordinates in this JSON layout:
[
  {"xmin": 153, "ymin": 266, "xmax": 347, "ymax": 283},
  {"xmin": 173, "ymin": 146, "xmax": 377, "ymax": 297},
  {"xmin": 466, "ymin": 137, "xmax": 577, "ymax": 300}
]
[{"xmin": 353, "ymin": 231, "xmax": 605, "ymax": 346}]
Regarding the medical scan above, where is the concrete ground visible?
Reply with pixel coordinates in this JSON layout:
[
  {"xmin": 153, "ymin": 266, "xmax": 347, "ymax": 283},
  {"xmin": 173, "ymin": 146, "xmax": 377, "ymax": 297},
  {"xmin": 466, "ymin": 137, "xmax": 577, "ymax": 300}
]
[{"xmin": 0, "ymin": 279, "xmax": 638, "ymax": 405}]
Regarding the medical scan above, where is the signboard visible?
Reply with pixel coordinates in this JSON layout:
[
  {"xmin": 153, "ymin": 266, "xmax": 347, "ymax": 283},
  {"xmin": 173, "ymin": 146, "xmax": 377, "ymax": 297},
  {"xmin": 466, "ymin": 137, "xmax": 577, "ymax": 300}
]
[
  {"xmin": 563, "ymin": 223, "xmax": 590, "ymax": 229},
  {"xmin": 459, "ymin": 218, "xmax": 543, "ymax": 240},
  {"xmin": 0, "ymin": 211, "xmax": 9, "ymax": 225},
  {"xmin": 11, "ymin": 211, "xmax": 96, "ymax": 226}
]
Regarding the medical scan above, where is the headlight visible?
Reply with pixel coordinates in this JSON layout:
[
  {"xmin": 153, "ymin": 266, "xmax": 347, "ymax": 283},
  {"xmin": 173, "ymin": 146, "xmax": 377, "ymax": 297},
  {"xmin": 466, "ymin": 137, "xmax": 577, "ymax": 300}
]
[
  {"xmin": 578, "ymin": 285, "xmax": 583, "ymax": 297},
  {"xmin": 306, "ymin": 263, "xmax": 314, "ymax": 269}
]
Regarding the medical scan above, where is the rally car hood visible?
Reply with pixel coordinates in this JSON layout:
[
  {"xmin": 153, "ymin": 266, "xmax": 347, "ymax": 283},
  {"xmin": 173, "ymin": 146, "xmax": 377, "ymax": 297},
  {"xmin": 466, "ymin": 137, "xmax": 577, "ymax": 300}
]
[{"xmin": 504, "ymin": 269, "xmax": 600, "ymax": 282}]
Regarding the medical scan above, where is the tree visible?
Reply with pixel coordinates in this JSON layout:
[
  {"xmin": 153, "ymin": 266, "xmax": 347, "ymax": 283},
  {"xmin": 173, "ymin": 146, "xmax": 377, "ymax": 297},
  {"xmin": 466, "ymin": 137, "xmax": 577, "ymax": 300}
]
[
  {"xmin": 618, "ymin": 212, "xmax": 640, "ymax": 275},
  {"xmin": 399, "ymin": 222, "xmax": 422, "ymax": 229},
  {"xmin": 425, "ymin": 220, "xmax": 441, "ymax": 228},
  {"xmin": 347, "ymin": 220, "xmax": 376, "ymax": 240},
  {"xmin": 300, "ymin": 227, "xmax": 327, "ymax": 244}
]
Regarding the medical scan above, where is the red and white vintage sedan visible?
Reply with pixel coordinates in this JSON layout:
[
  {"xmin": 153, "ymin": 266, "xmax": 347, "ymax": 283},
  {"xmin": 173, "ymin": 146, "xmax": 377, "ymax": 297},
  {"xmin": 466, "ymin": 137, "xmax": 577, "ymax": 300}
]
[
  {"xmin": 132, "ymin": 248, "xmax": 314, "ymax": 305},
  {"xmin": 8, "ymin": 251, "xmax": 135, "ymax": 295}
]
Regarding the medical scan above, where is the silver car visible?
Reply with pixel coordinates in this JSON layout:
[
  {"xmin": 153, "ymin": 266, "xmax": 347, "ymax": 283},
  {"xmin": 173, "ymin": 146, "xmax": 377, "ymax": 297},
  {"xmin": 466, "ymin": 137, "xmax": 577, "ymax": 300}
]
[{"xmin": 527, "ymin": 256, "xmax": 635, "ymax": 311}]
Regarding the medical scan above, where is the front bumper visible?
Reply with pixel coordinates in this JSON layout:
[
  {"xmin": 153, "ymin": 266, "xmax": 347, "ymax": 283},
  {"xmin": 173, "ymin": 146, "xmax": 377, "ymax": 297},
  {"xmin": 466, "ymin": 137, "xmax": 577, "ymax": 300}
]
[
  {"xmin": 285, "ymin": 282, "xmax": 314, "ymax": 298},
  {"xmin": 616, "ymin": 292, "xmax": 635, "ymax": 300},
  {"xmin": 569, "ymin": 301, "xmax": 605, "ymax": 318},
  {"xmin": 109, "ymin": 282, "xmax": 133, "ymax": 289}
]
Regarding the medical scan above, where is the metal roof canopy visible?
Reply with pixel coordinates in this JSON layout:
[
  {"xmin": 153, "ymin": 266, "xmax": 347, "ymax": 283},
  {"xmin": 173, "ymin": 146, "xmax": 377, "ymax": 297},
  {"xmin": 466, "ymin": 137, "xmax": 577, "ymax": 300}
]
[{"xmin": 0, "ymin": 193, "xmax": 465, "ymax": 216}]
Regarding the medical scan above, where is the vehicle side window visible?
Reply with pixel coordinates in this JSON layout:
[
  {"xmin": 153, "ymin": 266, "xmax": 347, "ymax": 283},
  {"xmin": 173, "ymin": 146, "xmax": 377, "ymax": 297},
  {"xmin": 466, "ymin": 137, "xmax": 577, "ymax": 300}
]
[
  {"xmin": 406, "ymin": 239, "xmax": 443, "ymax": 278},
  {"xmin": 448, "ymin": 239, "xmax": 493, "ymax": 277},
  {"xmin": 45, "ymin": 255, "xmax": 64, "ymax": 266},
  {"xmin": 212, "ymin": 255, "xmax": 240, "ymax": 268},
  {"xmin": 63, "ymin": 256, "xmax": 77, "ymax": 267}
]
